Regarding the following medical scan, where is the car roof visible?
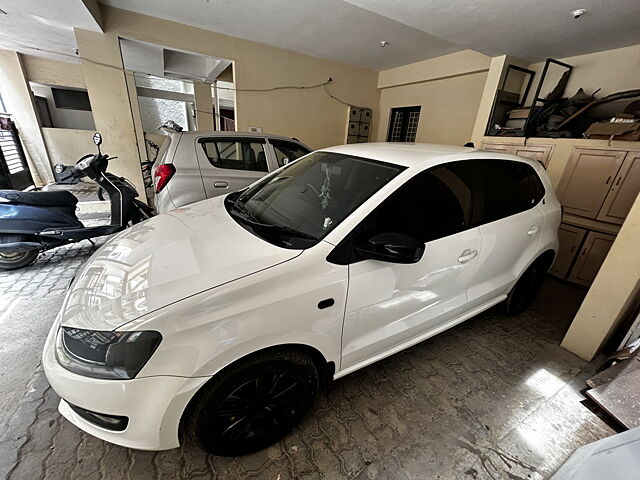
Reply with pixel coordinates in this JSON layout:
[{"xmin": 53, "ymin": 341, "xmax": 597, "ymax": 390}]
[
  {"xmin": 170, "ymin": 131, "xmax": 306, "ymax": 143},
  {"xmin": 319, "ymin": 142, "xmax": 482, "ymax": 168}
]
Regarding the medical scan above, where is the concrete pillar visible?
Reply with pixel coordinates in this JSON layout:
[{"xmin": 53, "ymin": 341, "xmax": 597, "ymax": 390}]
[
  {"xmin": 74, "ymin": 29, "xmax": 146, "ymax": 199},
  {"xmin": 193, "ymin": 82, "xmax": 214, "ymax": 131},
  {"xmin": 213, "ymin": 81, "xmax": 221, "ymax": 132},
  {"xmin": 561, "ymin": 193, "xmax": 640, "ymax": 360},
  {"xmin": 0, "ymin": 49, "xmax": 54, "ymax": 186},
  {"xmin": 470, "ymin": 55, "xmax": 531, "ymax": 146}
]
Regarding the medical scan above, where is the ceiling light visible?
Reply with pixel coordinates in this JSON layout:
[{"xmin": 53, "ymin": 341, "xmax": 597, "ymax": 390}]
[
  {"xmin": 380, "ymin": 40, "xmax": 389, "ymax": 48},
  {"xmin": 571, "ymin": 8, "xmax": 586, "ymax": 19}
]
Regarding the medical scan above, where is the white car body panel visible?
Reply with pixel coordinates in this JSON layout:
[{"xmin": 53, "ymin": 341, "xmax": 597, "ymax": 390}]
[
  {"xmin": 342, "ymin": 226, "xmax": 482, "ymax": 369},
  {"xmin": 43, "ymin": 143, "xmax": 561, "ymax": 451},
  {"xmin": 60, "ymin": 195, "xmax": 302, "ymax": 330},
  {"xmin": 153, "ymin": 131, "xmax": 310, "ymax": 214}
]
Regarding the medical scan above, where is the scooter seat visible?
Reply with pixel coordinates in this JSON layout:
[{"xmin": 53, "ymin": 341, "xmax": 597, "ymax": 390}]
[{"xmin": 0, "ymin": 190, "xmax": 78, "ymax": 207}]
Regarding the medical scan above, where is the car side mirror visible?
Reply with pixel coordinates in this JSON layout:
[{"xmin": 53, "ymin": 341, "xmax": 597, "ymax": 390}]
[{"xmin": 355, "ymin": 232, "xmax": 425, "ymax": 264}]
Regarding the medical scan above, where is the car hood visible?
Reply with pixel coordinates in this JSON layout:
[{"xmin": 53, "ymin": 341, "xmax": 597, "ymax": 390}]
[{"xmin": 59, "ymin": 195, "xmax": 302, "ymax": 330}]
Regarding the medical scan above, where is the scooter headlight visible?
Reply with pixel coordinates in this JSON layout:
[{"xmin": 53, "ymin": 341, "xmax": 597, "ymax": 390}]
[{"xmin": 55, "ymin": 327, "xmax": 162, "ymax": 380}]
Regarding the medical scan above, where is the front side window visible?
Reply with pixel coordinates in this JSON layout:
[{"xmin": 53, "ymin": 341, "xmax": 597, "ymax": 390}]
[
  {"xmin": 271, "ymin": 140, "xmax": 310, "ymax": 167},
  {"xmin": 357, "ymin": 163, "xmax": 474, "ymax": 244},
  {"xmin": 475, "ymin": 160, "xmax": 545, "ymax": 224},
  {"xmin": 199, "ymin": 138, "xmax": 267, "ymax": 172},
  {"xmin": 225, "ymin": 152, "xmax": 404, "ymax": 248}
]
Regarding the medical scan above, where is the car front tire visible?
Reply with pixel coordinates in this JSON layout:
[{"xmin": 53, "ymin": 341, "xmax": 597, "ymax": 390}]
[{"xmin": 185, "ymin": 349, "xmax": 319, "ymax": 456}]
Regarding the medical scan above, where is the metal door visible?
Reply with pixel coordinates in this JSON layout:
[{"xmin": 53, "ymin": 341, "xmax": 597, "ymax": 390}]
[{"xmin": 0, "ymin": 119, "xmax": 34, "ymax": 190}]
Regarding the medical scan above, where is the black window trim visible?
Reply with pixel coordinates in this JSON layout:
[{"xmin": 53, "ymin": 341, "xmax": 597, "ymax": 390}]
[
  {"xmin": 198, "ymin": 136, "xmax": 267, "ymax": 171},
  {"xmin": 327, "ymin": 158, "xmax": 546, "ymax": 265}
]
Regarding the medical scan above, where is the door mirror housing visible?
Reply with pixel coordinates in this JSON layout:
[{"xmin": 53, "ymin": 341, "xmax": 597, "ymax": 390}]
[{"xmin": 355, "ymin": 232, "xmax": 425, "ymax": 264}]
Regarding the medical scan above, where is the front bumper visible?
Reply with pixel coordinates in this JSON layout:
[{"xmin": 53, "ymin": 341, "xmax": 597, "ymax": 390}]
[{"xmin": 42, "ymin": 327, "xmax": 209, "ymax": 450}]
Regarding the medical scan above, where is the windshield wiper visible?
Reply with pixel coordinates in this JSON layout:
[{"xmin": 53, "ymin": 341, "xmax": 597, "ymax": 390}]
[{"xmin": 229, "ymin": 201, "xmax": 317, "ymax": 240}]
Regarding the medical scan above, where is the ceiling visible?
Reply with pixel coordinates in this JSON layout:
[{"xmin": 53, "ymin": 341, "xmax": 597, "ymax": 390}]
[
  {"xmin": 0, "ymin": 0, "xmax": 101, "ymax": 62},
  {"xmin": 344, "ymin": 0, "xmax": 640, "ymax": 62},
  {"xmin": 1, "ymin": 0, "xmax": 640, "ymax": 70},
  {"xmin": 120, "ymin": 38, "xmax": 232, "ymax": 83}
]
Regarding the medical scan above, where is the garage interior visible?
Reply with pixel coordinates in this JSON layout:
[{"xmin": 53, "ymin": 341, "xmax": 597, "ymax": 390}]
[{"xmin": 0, "ymin": 1, "xmax": 639, "ymax": 479}]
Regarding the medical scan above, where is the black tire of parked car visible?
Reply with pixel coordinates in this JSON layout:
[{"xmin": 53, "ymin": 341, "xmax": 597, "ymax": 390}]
[
  {"xmin": 184, "ymin": 349, "xmax": 319, "ymax": 456},
  {"xmin": 502, "ymin": 257, "xmax": 550, "ymax": 316}
]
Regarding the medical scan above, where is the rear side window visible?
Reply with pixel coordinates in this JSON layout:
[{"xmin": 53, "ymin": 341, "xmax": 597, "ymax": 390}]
[
  {"xmin": 475, "ymin": 160, "xmax": 545, "ymax": 224},
  {"xmin": 199, "ymin": 138, "xmax": 268, "ymax": 172},
  {"xmin": 270, "ymin": 140, "xmax": 310, "ymax": 167}
]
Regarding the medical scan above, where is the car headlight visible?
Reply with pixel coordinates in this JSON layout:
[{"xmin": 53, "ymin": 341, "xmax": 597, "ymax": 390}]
[{"xmin": 55, "ymin": 327, "xmax": 162, "ymax": 380}]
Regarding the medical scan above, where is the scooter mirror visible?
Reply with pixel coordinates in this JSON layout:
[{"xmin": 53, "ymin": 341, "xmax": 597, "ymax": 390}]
[{"xmin": 93, "ymin": 132, "xmax": 102, "ymax": 147}]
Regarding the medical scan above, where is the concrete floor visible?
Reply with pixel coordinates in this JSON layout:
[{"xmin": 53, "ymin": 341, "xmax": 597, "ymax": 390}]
[{"xmin": 0, "ymin": 240, "xmax": 614, "ymax": 479}]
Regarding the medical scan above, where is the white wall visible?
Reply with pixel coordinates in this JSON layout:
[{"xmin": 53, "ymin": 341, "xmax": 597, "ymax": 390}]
[{"xmin": 30, "ymin": 84, "xmax": 96, "ymax": 130}]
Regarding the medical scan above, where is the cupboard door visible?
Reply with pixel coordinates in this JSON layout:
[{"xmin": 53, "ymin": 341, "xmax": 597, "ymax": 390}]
[
  {"xmin": 481, "ymin": 142, "xmax": 515, "ymax": 154},
  {"xmin": 567, "ymin": 231, "xmax": 615, "ymax": 287},
  {"xmin": 556, "ymin": 148, "xmax": 627, "ymax": 219},
  {"xmin": 597, "ymin": 152, "xmax": 640, "ymax": 224},
  {"xmin": 549, "ymin": 224, "xmax": 587, "ymax": 279},
  {"xmin": 513, "ymin": 144, "xmax": 554, "ymax": 168}
]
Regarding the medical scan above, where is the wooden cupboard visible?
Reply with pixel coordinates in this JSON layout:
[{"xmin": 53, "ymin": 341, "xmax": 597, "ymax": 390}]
[
  {"xmin": 567, "ymin": 231, "xmax": 615, "ymax": 287},
  {"xmin": 549, "ymin": 224, "xmax": 587, "ymax": 278},
  {"xmin": 597, "ymin": 152, "xmax": 640, "ymax": 224},
  {"xmin": 556, "ymin": 148, "xmax": 628, "ymax": 220},
  {"xmin": 481, "ymin": 142, "xmax": 554, "ymax": 168}
]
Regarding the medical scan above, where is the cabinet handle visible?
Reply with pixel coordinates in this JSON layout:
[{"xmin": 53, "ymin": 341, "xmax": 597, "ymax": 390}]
[
  {"xmin": 570, "ymin": 245, "xmax": 576, "ymax": 253},
  {"xmin": 580, "ymin": 248, "xmax": 587, "ymax": 257},
  {"xmin": 605, "ymin": 175, "xmax": 612, "ymax": 184},
  {"xmin": 615, "ymin": 176, "xmax": 622, "ymax": 186}
]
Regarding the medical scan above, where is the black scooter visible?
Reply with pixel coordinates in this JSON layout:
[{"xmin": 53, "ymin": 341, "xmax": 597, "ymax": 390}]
[{"xmin": 0, "ymin": 133, "xmax": 154, "ymax": 270}]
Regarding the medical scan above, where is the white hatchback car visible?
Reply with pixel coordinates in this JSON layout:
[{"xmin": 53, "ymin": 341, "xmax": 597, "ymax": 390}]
[
  {"xmin": 43, "ymin": 143, "xmax": 560, "ymax": 456},
  {"xmin": 152, "ymin": 131, "xmax": 310, "ymax": 213}
]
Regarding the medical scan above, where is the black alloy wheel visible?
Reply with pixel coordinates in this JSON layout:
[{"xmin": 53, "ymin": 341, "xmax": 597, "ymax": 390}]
[
  {"xmin": 186, "ymin": 350, "xmax": 319, "ymax": 456},
  {"xmin": 503, "ymin": 259, "xmax": 548, "ymax": 315}
]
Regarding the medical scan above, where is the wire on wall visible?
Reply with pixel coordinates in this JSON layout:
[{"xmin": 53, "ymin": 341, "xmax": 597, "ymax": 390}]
[{"xmin": 8, "ymin": 39, "xmax": 368, "ymax": 109}]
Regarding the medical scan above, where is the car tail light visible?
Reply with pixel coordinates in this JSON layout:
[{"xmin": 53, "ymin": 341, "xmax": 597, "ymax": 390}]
[{"xmin": 154, "ymin": 164, "xmax": 175, "ymax": 193}]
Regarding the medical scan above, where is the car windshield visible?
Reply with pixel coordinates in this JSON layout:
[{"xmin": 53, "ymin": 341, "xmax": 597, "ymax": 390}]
[{"xmin": 224, "ymin": 151, "xmax": 405, "ymax": 248}]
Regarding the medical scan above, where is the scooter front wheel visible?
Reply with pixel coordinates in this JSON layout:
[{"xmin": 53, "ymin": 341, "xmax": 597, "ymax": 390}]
[{"xmin": 0, "ymin": 250, "xmax": 39, "ymax": 271}]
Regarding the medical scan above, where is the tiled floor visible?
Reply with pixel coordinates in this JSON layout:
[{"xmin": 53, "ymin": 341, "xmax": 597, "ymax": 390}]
[{"xmin": 0, "ymin": 241, "xmax": 614, "ymax": 480}]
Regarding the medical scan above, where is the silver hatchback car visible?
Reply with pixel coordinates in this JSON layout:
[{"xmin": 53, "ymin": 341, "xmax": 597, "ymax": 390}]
[{"xmin": 152, "ymin": 131, "xmax": 311, "ymax": 213}]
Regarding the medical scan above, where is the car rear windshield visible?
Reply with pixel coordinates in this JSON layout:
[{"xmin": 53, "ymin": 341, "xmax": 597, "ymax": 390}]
[{"xmin": 225, "ymin": 152, "xmax": 405, "ymax": 249}]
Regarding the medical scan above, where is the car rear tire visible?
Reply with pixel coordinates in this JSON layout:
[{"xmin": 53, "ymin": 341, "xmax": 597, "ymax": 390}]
[
  {"xmin": 185, "ymin": 349, "xmax": 319, "ymax": 456},
  {"xmin": 502, "ymin": 258, "xmax": 548, "ymax": 316}
]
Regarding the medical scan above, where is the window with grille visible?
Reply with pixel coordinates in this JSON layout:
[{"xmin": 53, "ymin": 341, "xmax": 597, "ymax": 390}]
[{"xmin": 386, "ymin": 106, "xmax": 421, "ymax": 142}]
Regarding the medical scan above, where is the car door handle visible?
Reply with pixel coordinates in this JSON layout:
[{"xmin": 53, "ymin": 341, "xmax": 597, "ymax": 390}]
[
  {"xmin": 457, "ymin": 249, "xmax": 478, "ymax": 263},
  {"xmin": 213, "ymin": 181, "xmax": 229, "ymax": 188},
  {"xmin": 527, "ymin": 225, "xmax": 540, "ymax": 236}
]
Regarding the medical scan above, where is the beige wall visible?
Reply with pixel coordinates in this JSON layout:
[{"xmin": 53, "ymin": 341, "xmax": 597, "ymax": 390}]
[
  {"xmin": 99, "ymin": 6, "xmax": 379, "ymax": 150},
  {"xmin": 377, "ymin": 49, "xmax": 490, "ymax": 89},
  {"xmin": 22, "ymin": 55, "xmax": 87, "ymax": 89},
  {"xmin": 41, "ymin": 128, "xmax": 97, "ymax": 166},
  {"xmin": 374, "ymin": 50, "xmax": 490, "ymax": 145},
  {"xmin": 526, "ymin": 44, "xmax": 640, "ymax": 102},
  {"xmin": 74, "ymin": 28, "xmax": 147, "ymax": 198},
  {"xmin": 377, "ymin": 71, "xmax": 488, "ymax": 145}
]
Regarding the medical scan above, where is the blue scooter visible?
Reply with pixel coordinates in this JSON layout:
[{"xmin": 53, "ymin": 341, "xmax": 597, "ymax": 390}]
[{"xmin": 0, "ymin": 133, "xmax": 154, "ymax": 270}]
